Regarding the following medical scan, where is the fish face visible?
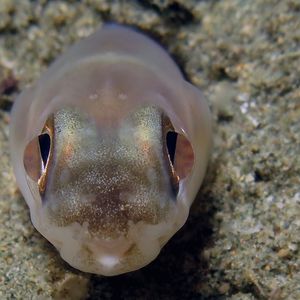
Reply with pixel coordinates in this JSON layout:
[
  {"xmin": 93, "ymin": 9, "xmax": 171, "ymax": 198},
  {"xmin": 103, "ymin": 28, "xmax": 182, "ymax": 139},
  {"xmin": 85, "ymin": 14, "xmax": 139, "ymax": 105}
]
[
  {"xmin": 10, "ymin": 25, "xmax": 211, "ymax": 275},
  {"xmin": 22, "ymin": 105, "xmax": 194, "ymax": 275},
  {"xmin": 30, "ymin": 105, "xmax": 180, "ymax": 234}
]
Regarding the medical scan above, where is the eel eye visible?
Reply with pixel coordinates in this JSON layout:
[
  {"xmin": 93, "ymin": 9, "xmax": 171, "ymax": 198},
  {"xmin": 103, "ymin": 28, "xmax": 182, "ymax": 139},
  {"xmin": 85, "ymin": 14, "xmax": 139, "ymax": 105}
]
[
  {"xmin": 38, "ymin": 133, "xmax": 51, "ymax": 170},
  {"xmin": 166, "ymin": 131, "xmax": 177, "ymax": 165},
  {"xmin": 23, "ymin": 116, "xmax": 53, "ymax": 193},
  {"xmin": 164, "ymin": 116, "xmax": 194, "ymax": 196}
]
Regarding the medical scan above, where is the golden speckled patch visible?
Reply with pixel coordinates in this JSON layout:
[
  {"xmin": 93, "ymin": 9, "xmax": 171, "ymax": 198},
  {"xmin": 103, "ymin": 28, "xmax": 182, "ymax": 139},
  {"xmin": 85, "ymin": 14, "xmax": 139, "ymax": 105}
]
[{"xmin": 42, "ymin": 106, "xmax": 176, "ymax": 238}]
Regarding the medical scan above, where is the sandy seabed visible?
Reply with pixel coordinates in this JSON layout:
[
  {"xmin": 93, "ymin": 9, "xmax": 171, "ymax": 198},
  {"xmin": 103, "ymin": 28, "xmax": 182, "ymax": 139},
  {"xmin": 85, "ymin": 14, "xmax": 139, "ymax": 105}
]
[{"xmin": 0, "ymin": 0, "xmax": 299, "ymax": 299}]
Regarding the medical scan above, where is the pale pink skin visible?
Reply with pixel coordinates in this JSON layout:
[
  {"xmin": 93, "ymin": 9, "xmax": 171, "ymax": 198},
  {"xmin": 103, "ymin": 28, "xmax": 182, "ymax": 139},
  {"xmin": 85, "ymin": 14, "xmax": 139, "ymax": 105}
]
[{"xmin": 10, "ymin": 25, "xmax": 212, "ymax": 276}]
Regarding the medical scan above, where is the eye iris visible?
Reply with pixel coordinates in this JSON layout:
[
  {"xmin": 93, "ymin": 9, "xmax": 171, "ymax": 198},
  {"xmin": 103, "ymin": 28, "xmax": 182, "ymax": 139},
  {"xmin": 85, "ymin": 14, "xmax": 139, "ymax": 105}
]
[
  {"xmin": 38, "ymin": 133, "xmax": 51, "ymax": 168},
  {"xmin": 166, "ymin": 131, "xmax": 194, "ymax": 181}
]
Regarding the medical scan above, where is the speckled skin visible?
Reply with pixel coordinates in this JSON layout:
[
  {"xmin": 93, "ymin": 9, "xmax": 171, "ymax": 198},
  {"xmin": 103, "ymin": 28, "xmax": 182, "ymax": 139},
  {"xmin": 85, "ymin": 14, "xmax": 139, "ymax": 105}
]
[{"xmin": 45, "ymin": 107, "xmax": 174, "ymax": 236}]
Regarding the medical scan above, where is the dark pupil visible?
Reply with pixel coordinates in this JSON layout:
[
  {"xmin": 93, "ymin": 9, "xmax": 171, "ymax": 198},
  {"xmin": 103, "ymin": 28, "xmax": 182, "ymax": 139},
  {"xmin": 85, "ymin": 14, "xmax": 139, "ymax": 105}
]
[
  {"xmin": 166, "ymin": 131, "xmax": 177, "ymax": 165},
  {"xmin": 38, "ymin": 133, "xmax": 51, "ymax": 167}
]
